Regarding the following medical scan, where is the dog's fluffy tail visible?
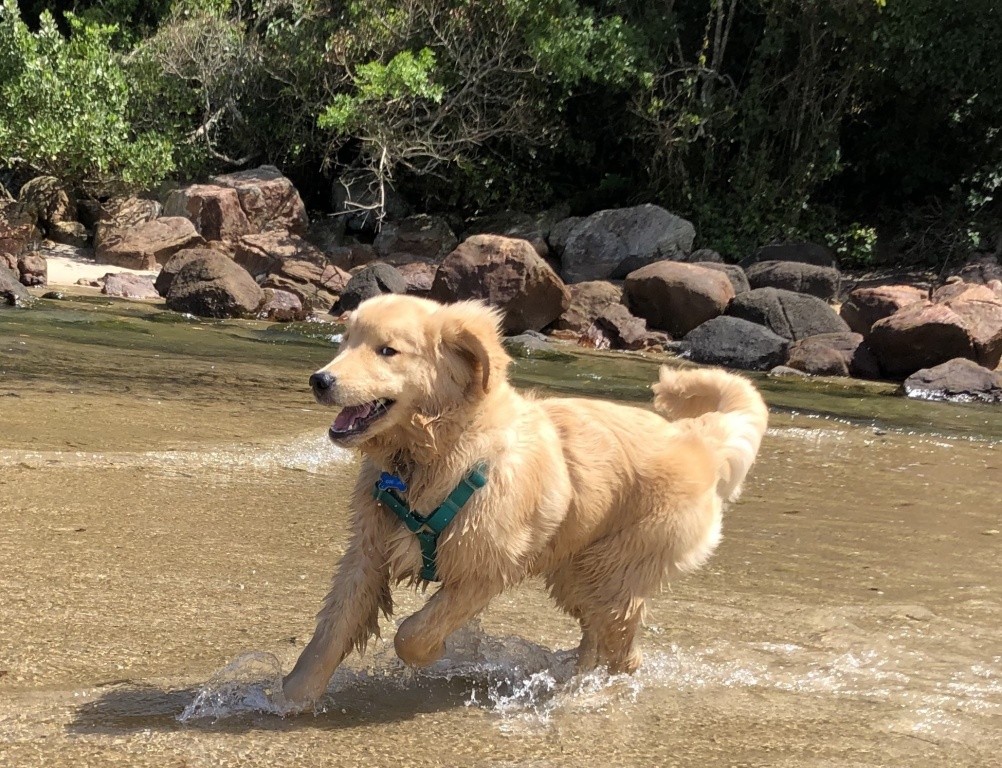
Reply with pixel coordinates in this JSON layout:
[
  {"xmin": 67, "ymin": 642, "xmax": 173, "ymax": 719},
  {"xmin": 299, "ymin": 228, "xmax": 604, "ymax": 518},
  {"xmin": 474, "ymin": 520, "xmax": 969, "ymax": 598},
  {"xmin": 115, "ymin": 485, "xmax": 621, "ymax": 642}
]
[{"xmin": 652, "ymin": 366, "xmax": 769, "ymax": 502}]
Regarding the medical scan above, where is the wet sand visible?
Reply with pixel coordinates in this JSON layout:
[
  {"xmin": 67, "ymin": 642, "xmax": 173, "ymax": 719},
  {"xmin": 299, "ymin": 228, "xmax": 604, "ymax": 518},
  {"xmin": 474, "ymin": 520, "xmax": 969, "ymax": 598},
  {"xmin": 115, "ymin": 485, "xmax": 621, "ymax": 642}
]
[{"xmin": 1, "ymin": 296, "xmax": 1000, "ymax": 766}]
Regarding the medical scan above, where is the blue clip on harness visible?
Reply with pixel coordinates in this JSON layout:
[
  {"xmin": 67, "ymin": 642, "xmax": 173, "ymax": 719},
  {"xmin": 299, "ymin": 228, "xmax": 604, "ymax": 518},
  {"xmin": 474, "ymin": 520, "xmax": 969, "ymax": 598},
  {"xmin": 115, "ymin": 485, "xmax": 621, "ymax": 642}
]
[{"xmin": 373, "ymin": 463, "xmax": 488, "ymax": 582}]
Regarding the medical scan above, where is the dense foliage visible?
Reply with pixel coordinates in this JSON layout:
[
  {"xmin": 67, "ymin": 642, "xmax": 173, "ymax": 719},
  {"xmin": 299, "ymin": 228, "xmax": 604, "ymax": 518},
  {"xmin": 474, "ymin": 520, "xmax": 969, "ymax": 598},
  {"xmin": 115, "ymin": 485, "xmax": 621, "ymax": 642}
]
[{"xmin": 1, "ymin": 0, "xmax": 1000, "ymax": 265}]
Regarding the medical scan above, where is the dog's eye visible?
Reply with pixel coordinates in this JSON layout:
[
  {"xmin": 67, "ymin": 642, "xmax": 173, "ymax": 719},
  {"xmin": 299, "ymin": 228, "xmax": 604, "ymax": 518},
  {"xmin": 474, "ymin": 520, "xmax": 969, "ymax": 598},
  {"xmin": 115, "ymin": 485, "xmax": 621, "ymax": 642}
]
[{"xmin": 377, "ymin": 346, "xmax": 399, "ymax": 358}]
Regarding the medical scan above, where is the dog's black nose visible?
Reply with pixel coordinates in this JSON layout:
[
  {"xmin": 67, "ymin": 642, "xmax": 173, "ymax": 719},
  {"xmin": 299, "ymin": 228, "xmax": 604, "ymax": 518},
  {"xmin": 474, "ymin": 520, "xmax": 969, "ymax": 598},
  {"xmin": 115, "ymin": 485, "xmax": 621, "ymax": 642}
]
[{"xmin": 310, "ymin": 372, "xmax": 335, "ymax": 391}]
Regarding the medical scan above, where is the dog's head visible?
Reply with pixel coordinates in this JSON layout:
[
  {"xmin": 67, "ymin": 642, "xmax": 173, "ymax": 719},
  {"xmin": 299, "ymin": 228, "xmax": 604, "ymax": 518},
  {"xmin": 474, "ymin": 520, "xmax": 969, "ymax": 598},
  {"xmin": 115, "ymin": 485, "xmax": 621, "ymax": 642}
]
[{"xmin": 310, "ymin": 295, "xmax": 510, "ymax": 449}]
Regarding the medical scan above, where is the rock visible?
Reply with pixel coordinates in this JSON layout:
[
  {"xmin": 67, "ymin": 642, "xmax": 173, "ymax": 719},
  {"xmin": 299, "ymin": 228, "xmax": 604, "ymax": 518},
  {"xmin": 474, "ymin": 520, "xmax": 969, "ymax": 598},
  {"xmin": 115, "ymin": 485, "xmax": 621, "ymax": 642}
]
[
  {"xmin": 727, "ymin": 287, "xmax": 849, "ymax": 341},
  {"xmin": 96, "ymin": 217, "xmax": 206, "ymax": 270},
  {"xmin": 869, "ymin": 302, "xmax": 976, "ymax": 377},
  {"xmin": 547, "ymin": 216, "xmax": 583, "ymax": 258},
  {"xmin": 944, "ymin": 299, "xmax": 1002, "ymax": 369},
  {"xmin": 903, "ymin": 358, "xmax": 1002, "ymax": 403},
  {"xmin": 41, "ymin": 291, "xmax": 64, "ymax": 299},
  {"xmin": 332, "ymin": 172, "xmax": 409, "ymax": 234},
  {"xmin": 49, "ymin": 221, "xmax": 89, "ymax": 247},
  {"xmin": 325, "ymin": 243, "xmax": 378, "ymax": 272},
  {"xmin": 786, "ymin": 332, "xmax": 881, "ymax": 379},
  {"xmin": 932, "ymin": 281, "xmax": 998, "ymax": 304},
  {"xmin": 589, "ymin": 303, "xmax": 649, "ymax": 350},
  {"xmin": 769, "ymin": 365, "xmax": 811, "ymax": 378},
  {"xmin": 0, "ymin": 204, "xmax": 41, "ymax": 261},
  {"xmin": 553, "ymin": 280, "xmax": 624, "ymax": 333},
  {"xmin": 0, "ymin": 264, "xmax": 33, "ymax": 307},
  {"xmin": 102, "ymin": 272, "xmax": 159, "ymax": 299},
  {"xmin": 335, "ymin": 263, "xmax": 408, "ymax": 313},
  {"xmin": 503, "ymin": 330, "xmax": 553, "ymax": 354},
  {"xmin": 693, "ymin": 262, "xmax": 749, "ymax": 295},
  {"xmin": 624, "ymin": 261, "xmax": 734, "ymax": 336},
  {"xmin": 165, "ymin": 251, "xmax": 264, "ymax": 318},
  {"xmin": 17, "ymin": 176, "xmax": 76, "ymax": 229},
  {"xmin": 261, "ymin": 261, "xmax": 351, "ymax": 313},
  {"xmin": 746, "ymin": 260, "xmax": 840, "ymax": 300},
  {"xmin": 259, "ymin": 288, "xmax": 306, "ymax": 322},
  {"xmin": 560, "ymin": 205, "xmax": 696, "ymax": 283},
  {"xmin": 747, "ymin": 242, "xmax": 837, "ymax": 268},
  {"xmin": 374, "ymin": 215, "xmax": 458, "ymax": 264},
  {"xmin": 305, "ymin": 216, "xmax": 346, "ymax": 253},
  {"xmin": 684, "ymin": 248, "xmax": 724, "ymax": 263},
  {"xmin": 840, "ymin": 285, "xmax": 927, "ymax": 338},
  {"xmin": 396, "ymin": 261, "xmax": 438, "ymax": 297},
  {"xmin": 211, "ymin": 165, "xmax": 309, "ymax": 235},
  {"xmin": 233, "ymin": 231, "xmax": 325, "ymax": 278},
  {"xmin": 430, "ymin": 235, "xmax": 570, "ymax": 333},
  {"xmin": 17, "ymin": 252, "xmax": 46, "ymax": 287},
  {"xmin": 683, "ymin": 316, "xmax": 790, "ymax": 371},
  {"xmin": 956, "ymin": 255, "xmax": 1002, "ymax": 285},
  {"xmin": 163, "ymin": 184, "xmax": 251, "ymax": 241},
  {"xmin": 76, "ymin": 277, "xmax": 101, "ymax": 288},
  {"xmin": 94, "ymin": 196, "xmax": 162, "ymax": 236},
  {"xmin": 463, "ymin": 210, "xmax": 549, "ymax": 258},
  {"xmin": 155, "ymin": 248, "xmax": 217, "ymax": 297}
]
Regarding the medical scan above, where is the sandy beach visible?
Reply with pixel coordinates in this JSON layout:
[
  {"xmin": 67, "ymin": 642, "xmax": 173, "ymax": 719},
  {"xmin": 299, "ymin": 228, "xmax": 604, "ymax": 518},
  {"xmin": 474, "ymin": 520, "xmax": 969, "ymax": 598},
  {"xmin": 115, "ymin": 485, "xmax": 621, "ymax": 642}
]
[{"xmin": 37, "ymin": 242, "xmax": 159, "ymax": 289}]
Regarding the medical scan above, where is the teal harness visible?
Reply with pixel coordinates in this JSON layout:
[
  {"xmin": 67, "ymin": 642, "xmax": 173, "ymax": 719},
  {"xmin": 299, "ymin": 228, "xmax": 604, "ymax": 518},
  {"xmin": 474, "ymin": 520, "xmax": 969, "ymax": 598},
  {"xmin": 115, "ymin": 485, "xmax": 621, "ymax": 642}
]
[{"xmin": 372, "ymin": 463, "xmax": 488, "ymax": 582}]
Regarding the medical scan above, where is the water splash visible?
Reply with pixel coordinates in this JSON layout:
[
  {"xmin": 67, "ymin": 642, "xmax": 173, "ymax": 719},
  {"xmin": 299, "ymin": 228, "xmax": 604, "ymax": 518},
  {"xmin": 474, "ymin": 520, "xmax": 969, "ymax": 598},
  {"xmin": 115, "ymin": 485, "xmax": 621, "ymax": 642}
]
[{"xmin": 179, "ymin": 652, "xmax": 296, "ymax": 721}]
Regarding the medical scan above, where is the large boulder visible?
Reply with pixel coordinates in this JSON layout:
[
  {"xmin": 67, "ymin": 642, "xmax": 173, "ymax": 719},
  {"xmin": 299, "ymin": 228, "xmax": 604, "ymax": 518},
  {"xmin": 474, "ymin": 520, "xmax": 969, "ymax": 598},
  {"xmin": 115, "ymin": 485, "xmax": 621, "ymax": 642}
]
[
  {"xmin": 746, "ymin": 260, "xmax": 840, "ymax": 300},
  {"xmin": 931, "ymin": 280, "xmax": 999, "ymax": 304},
  {"xmin": 547, "ymin": 216, "xmax": 584, "ymax": 258},
  {"xmin": 746, "ymin": 242, "xmax": 837, "ymax": 268},
  {"xmin": 727, "ymin": 287, "xmax": 849, "ymax": 341},
  {"xmin": 430, "ymin": 235, "xmax": 570, "ymax": 333},
  {"xmin": 102, "ymin": 272, "xmax": 159, "ymax": 299},
  {"xmin": 211, "ymin": 165, "xmax": 308, "ymax": 235},
  {"xmin": 396, "ymin": 261, "xmax": 438, "ymax": 297},
  {"xmin": 839, "ymin": 285, "xmax": 927, "ymax": 338},
  {"xmin": 373, "ymin": 215, "xmax": 458, "ymax": 264},
  {"xmin": 463, "ymin": 210, "xmax": 552, "ymax": 258},
  {"xmin": 944, "ymin": 298, "xmax": 1002, "ymax": 369},
  {"xmin": 553, "ymin": 280, "xmax": 624, "ymax": 333},
  {"xmin": 0, "ymin": 264, "xmax": 33, "ymax": 307},
  {"xmin": 955, "ymin": 255, "xmax": 1002, "ymax": 285},
  {"xmin": 0, "ymin": 204, "xmax": 41, "ymax": 264},
  {"xmin": 92, "ymin": 196, "xmax": 162, "ymax": 240},
  {"xmin": 233, "ymin": 231, "xmax": 325, "ymax": 278},
  {"xmin": 868, "ymin": 302, "xmax": 976, "ymax": 378},
  {"xmin": 164, "ymin": 184, "xmax": 251, "ymax": 241},
  {"xmin": 693, "ymin": 262, "xmax": 749, "ymax": 295},
  {"xmin": 904, "ymin": 358, "xmax": 1002, "ymax": 403},
  {"xmin": 560, "ymin": 205, "xmax": 696, "ymax": 283},
  {"xmin": 683, "ymin": 316, "xmax": 790, "ymax": 371},
  {"xmin": 624, "ymin": 261, "xmax": 734, "ymax": 336},
  {"xmin": 155, "ymin": 248, "xmax": 218, "ymax": 297},
  {"xmin": 165, "ymin": 252, "xmax": 264, "ymax": 318},
  {"xmin": 17, "ymin": 176, "xmax": 76, "ymax": 230},
  {"xmin": 786, "ymin": 332, "xmax": 880, "ymax": 379},
  {"xmin": 335, "ymin": 263, "xmax": 408, "ymax": 313},
  {"xmin": 96, "ymin": 217, "xmax": 205, "ymax": 270}
]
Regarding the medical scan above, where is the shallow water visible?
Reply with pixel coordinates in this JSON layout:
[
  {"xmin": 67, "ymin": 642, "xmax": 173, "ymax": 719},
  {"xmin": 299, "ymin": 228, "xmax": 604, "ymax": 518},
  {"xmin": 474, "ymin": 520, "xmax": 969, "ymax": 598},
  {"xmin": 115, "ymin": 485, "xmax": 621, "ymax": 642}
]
[{"xmin": 1, "ymin": 296, "xmax": 1001, "ymax": 767}]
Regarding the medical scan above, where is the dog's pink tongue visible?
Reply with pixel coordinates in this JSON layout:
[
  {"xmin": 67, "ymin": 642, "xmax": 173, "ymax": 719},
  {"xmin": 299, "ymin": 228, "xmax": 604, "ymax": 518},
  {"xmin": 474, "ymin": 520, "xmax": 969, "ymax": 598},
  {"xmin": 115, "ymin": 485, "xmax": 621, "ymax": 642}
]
[{"xmin": 332, "ymin": 403, "xmax": 372, "ymax": 431}]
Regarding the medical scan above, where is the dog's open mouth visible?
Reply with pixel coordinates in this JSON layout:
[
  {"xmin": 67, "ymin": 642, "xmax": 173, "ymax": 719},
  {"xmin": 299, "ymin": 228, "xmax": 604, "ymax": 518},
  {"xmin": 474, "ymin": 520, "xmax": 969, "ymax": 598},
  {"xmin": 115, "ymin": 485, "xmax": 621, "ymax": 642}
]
[{"xmin": 329, "ymin": 398, "xmax": 394, "ymax": 440}]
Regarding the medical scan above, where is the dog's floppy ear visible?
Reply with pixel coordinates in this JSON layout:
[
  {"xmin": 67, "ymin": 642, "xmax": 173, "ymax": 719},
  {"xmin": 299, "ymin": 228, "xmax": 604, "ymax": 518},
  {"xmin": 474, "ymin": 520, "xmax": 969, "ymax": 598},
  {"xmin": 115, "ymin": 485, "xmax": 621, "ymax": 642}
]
[{"xmin": 435, "ymin": 301, "xmax": 510, "ymax": 393}]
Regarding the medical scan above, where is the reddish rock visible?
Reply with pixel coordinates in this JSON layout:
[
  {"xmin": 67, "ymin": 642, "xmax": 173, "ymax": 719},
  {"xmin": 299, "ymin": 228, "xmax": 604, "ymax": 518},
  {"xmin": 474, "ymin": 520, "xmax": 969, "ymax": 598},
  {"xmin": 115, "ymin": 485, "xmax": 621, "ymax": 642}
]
[
  {"xmin": 553, "ymin": 280, "xmax": 624, "ymax": 333},
  {"xmin": 430, "ymin": 235, "xmax": 570, "ymax": 333},
  {"xmin": 261, "ymin": 261, "xmax": 351, "ymax": 312},
  {"xmin": 166, "ymin": 252, "xmax": 264, "ymax": 318},
  {"xmin": 326, "ymin": 243, "xmax": 378, "ymax": 272},
  {"xmin": 164, "ymin": 184, "xmax": 251, "ymax": 241},
  {"xmin": 589, "ymin": 303, "xmax": 649, "ymax": 350},
  {"xmin": 932, "ymin": 280, "xmax": 998, "ymax": 304},
  {"xmin": 259, "ymin": 288, "xmax": 306, "ymax": 322},
  {"xmin": 92, "ymin": 197, "xmax": 162, "ymax": 249},
  {"xmin": 945, "ymin": 299, "xmax": 1002, "ymax": 369},
  {"xmin": 96, "ymin": 217, "xmax": 206, "ymax": 270},
  {"xmin": 17, "ymin": 252, "xmax": 47, "ymax": 287},
  {"xmin": 624, "ymin": 261, "xmax": 734, "ymax": 336},
  {"xmin": 102, "ymin": 273, "xmax": 159, "ymax": 299},
  {"xmin": 18, "ymin": 176, "xmax": 76, "ymax": 228},
  {"xmin": 233, "ymin": 231, "xmax": 325, "ymax": 278},
  {"xmin": 0, "ymin": 205, "xmax": 40, "ymax": 262},
  {"xmin": 396, "ymin": 261, "xmax": 438, "ymax": 297},
  {"xmin": 840, "ymin": 285, "xmax": 926, "ymax": 338},
  {"xmin": 211, "ymin": 165, "xmax": 308, "ymax": 235},
  {"xmin": 869, "ymin": 302, "xmax": 976, "ymax": 377},
  {"xmin": 786, "ymin": 332, "xmax": 880, "ymax": 378}
]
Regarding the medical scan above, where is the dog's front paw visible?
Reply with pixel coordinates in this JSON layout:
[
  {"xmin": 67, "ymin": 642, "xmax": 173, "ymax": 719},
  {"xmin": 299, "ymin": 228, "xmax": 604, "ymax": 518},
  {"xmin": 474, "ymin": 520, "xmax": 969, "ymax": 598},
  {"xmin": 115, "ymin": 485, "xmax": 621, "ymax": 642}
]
[{"xmin": 281, "ymin": 668, "xmax": 327, "ymax": 709}]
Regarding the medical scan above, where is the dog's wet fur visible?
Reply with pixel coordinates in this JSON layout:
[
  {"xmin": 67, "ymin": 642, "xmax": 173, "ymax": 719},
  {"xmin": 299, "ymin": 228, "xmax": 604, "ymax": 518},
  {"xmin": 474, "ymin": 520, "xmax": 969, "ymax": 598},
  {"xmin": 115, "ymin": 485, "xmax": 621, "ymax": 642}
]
[{"xmin": 282, "ymin": 295, "xmax": 769, "ymax": 706}]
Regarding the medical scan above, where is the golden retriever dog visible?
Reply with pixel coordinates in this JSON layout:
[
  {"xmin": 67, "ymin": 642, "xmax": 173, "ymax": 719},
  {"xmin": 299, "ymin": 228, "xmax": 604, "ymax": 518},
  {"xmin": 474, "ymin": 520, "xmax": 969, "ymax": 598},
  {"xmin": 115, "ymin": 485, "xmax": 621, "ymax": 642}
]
[{"xmin": 282, "ymin": 294, "xmax": 768, "ymax": 706}]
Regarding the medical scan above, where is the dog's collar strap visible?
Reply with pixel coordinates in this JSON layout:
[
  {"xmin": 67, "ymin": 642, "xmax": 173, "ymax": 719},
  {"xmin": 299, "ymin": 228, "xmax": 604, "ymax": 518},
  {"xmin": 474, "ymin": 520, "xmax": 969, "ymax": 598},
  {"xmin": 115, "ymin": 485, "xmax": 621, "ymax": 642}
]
[{"xmin": 373, "ymin": 463, "xmax": 488, "ymax": 582}]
